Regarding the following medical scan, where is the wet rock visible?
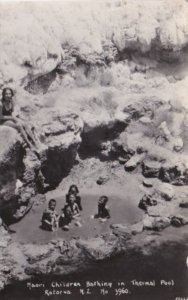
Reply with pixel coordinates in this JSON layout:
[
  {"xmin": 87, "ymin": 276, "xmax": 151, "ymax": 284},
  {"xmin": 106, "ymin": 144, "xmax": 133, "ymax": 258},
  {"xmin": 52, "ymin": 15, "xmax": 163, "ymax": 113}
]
[
  {"xmin": 124, "ymin": 154, "xmax": 145, "ymax": 171},
  {"xmin": 143, "ymin": 179, "xmax": 153, "ymax": 188},
  {"xmin": 143, "ymin": 215, "xmax": 170, "ymax": 231},
  {"xmin": 76, "ymin": 236, "xmax": 120, "ymax": 261},
  {"xmin": 142, "ymin": 160, "xmax": 161, "ymax": 178}
]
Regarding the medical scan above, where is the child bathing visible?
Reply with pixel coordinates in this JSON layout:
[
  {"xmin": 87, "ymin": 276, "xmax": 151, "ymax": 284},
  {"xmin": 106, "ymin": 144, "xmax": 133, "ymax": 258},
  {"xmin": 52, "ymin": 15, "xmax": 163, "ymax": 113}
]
[
  {"xmin": 61, "ymin": 193, "xmax": 81, "ymax": 230},
  {"xmin": 41, "ymin": 199, "xmax": 59, "ymax": 231},
  {"xmin": 66, "ymin": 184, "xmax": 82, "ymax": 211},
  {"xmin": 94, "ymin": 196, "xmax": 110, "ymax": 220}
]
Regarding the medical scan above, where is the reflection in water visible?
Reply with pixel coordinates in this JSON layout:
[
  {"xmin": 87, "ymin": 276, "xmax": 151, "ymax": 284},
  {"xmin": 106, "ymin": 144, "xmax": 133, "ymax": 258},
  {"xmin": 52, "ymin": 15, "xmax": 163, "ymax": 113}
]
[{"xmin": 1, "ymin": 240, "xmax": 188, "ymax": 300}]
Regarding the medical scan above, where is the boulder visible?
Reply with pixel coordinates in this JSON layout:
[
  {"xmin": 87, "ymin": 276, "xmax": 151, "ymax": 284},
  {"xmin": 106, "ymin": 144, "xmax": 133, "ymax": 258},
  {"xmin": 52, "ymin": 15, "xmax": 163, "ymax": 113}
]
[
  {"xmin": 139, "ymin": 116, "xmax": 152, "ymax": 124},
  {"xmin": 124, "ymin": 154, "xmax": 145, "ymax": 171},
  {"xmin": 76, "ymin": 236, "xmax": 120, "ymax": 261},
  {"xmin": 143, "ymin": 179, "xmax": 153, "ymax": 188},
  {"xmin": 160, "ymin": 161, "xmax": 188, "ymax": 185},
  {"xmin": 0, "ymin": 127, "xmax": 23, "ymax": 211},
  {"xmin": 111, "ymin": 224, "xmax": 132, "ymax": 240},
  {"xmin": 171, "ymin": 212, "xmax": 188, "ymax": 227},
  {"xmin": 23, "ymin": 244, "xmax": 54, "ymax": 264},
  {"xmin": 173, "ymin": 137, "xmax": 183, "ymax": 152},
  {"xmin": 142, "ymin": 160, "xmax": 161, "ymax": 178},
  {"xmin": 143, "ymin": 215, "xmax": 170, "ymax": 231},
  {"xmin": 179, "ymin": 200, "xmax": 188, "ymax": 208},
  {"xmin": 139, "ymin": 194, "xmax": 157, "ymax": 210},
  {"xmin": 156, "ymin": 183, "xmax": 175, "ymax": 201},
  {"xmin": 96, "ymin": 176, "xmax": 109, "ymax": 185}
]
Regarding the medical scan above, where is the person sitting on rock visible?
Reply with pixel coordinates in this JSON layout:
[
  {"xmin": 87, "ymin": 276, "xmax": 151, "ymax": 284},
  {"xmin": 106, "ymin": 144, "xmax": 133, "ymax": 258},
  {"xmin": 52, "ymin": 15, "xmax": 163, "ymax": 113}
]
[
  {"xmin": 94, "ymin": 196, "xmax": 110, "ymax": 220},
  {"xmin": 61, "ymin": 193, "xmax": 80, "ymax": 230},
  {"xmin": 41, "ymin": 199, "xmax": 59, "ymax": 231},
  {"xmin": 66, "ymin": 184, "xmax": 82, "ymax": 211},
  {"xmin": 0, "ymin": 87, "xmax": 40, "ymax": 155}
]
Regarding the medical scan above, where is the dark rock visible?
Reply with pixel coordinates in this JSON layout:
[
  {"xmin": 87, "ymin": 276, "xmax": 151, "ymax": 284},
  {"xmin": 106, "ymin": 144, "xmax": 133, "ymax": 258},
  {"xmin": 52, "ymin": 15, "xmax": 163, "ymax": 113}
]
[
  {"xmin": 96, "ymin": 176, "xmax": 109, "ymax": 185},
  {"xmin": 160, "ymin": 162, "xmax": 188, "ymax": 185},
  {"xmin": 171, "ymin": 217, "xmax": 182, "ymax": 227},
  {"xmin": 179, "ymin": 201, "xmax": 188, "ymax": 208},
  {"xmin": 139, "ymin": 194, "xmax": 157, "ymax": 210}
]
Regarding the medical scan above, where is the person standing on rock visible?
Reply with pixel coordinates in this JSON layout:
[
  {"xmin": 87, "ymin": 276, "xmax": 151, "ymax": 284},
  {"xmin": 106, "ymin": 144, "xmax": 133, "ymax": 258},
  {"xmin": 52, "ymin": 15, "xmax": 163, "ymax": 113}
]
[{"xmin": 0, "ymin": 87, "xmax": 39, "ymax": 154}]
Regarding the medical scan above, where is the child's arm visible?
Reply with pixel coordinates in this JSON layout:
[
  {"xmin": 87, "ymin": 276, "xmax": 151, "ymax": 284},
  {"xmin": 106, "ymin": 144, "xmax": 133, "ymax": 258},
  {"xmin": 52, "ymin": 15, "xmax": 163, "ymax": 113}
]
[{"xmin": 41, "ymin": 211, "xmax": 52, "ymax": 225}]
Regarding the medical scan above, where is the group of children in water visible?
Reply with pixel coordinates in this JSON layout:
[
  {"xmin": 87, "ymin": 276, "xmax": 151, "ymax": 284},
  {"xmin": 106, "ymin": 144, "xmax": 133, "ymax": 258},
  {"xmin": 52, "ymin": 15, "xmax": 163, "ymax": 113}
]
[{"xmin": 41, "ymin": 185, "xmax": 111, "ymax": 231}]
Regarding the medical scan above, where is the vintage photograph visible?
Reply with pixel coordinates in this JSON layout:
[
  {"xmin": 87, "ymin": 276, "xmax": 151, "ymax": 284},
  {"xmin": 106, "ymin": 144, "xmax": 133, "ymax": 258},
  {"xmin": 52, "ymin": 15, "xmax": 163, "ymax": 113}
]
[{"xmin": 0, "ymin": 0, "xmax": 188, "ymax": 299}]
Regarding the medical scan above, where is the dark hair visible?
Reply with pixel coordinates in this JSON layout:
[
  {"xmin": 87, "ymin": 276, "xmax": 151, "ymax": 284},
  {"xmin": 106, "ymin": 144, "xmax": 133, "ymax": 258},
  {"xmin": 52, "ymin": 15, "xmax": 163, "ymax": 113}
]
[
  {"xmin": 48, "ymin": 198, "xmax": 56, "ymax": 205},
  {"xmin": 98, "ymin": 196, "xmax": 108, "ymax": 205},
  {"xmin": 2, "ymin": 88, "xmax": 14, "ymax": 101},
  {"xmin": 66, "ymin": 193, "xmax": 76, "ymax": 202},
  {"xmin": 68, "ymin": 184, "xmax": 79, "ymax": 194}
]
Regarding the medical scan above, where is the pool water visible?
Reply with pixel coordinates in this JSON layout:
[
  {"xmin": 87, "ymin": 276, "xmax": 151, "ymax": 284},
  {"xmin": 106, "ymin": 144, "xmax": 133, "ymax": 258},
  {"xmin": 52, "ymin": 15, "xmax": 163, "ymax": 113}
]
[{"xmin": 10, "ymin": 193, "xmax": 143, "ymax": 243}]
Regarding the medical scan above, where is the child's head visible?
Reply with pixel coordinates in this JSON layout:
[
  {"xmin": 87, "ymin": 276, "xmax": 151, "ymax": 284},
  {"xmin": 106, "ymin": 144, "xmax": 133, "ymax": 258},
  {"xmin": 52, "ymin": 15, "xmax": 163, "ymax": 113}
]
[
  {"xmin": 48, "ymin": 199, "xmax": 56, "ymax": 210},
  {"xmin": 67, "ymin": 193, "xmax": 76, "ymax": 205},
  {"xmin": 98, "ymin": 196, "xmax": 108, "ymax": 207},
  {"xmin": 68, "ymin": 184, "xmax": 79, "ymax": 195}
]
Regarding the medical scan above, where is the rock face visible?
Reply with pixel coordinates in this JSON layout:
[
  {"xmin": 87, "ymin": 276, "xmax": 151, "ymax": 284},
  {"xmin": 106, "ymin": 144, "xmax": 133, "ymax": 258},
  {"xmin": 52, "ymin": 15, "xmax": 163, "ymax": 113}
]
[
  {"xmin": 0, "ymin": 127, "xmax": 23, "ymax": 220},
  {"xmin": 1, "ymin": 1, "xmax": 188, "ymax": 87},
  {"xmin": 37, "ymin": 111, "xmax": 83, "ymax": 187},
  {"xmin": 0, "ymin": 0, "xmax": 188, "ymax": 294}
]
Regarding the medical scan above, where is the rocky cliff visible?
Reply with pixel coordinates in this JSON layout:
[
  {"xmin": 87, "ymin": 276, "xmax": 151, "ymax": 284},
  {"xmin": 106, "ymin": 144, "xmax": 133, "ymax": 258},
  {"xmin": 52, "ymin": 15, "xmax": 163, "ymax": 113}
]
[{"xmin": 0, "ymin": 0, "xmax": 188, "ymax": 292}]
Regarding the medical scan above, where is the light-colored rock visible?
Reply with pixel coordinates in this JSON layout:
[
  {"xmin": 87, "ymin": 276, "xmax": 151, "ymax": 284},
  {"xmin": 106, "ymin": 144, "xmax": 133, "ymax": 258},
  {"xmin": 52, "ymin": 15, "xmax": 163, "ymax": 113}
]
[
  {"xmin": 143, "ymin": 179, "xmax": 153, "ymax": 188},
  {"xmin": 23, "ymin": 244, "xmax": 54, "ymax": 264},
  {"xmin": 124, "ymin": 154, "xmax": 145, "ymax": 171},
  {"xmin": 76, "ymin": 236, "xmax": 120, "ymax": 261},
  {"xmin": 156, "ymin": 183, "xmax": 175, "ymax": 201},
  {"xmin": 111, "ymin": 224, "xmax": 132, "ymax": 240},
  {"xmin": 139, "ymin": 116, "xmax": 152, "ymax": 124},
  {"xmin": 173, "ymin": 137, "xmax": 184, "ymax": 152},
  {"xmin": 143, "ymin": 215, "xmax": 170, "ymax": 231}
]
